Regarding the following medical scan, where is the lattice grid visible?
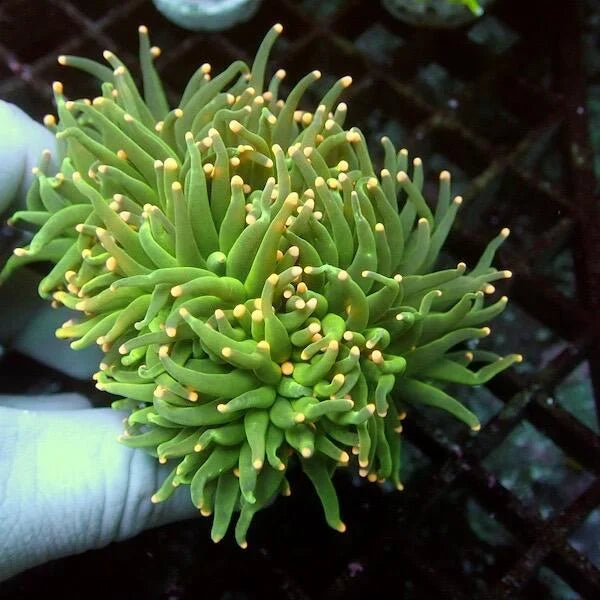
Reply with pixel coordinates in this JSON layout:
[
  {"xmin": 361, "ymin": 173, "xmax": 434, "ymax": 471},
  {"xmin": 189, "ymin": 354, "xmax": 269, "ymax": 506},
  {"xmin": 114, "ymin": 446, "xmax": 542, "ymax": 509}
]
[{"xmin": 0, "ymin": 0, "xmax": 598, "ymax": 598}]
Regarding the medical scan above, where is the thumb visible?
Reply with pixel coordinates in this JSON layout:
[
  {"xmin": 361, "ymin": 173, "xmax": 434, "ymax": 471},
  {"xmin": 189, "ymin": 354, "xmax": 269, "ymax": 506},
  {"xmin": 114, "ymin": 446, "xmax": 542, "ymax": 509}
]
[
  {"xmin": 0, "ymin": 100, "xmax": 56, "ymax": 214},
  {"xmin": 0, "ymin": 403, "xmax": 198, "ymax": 581}
]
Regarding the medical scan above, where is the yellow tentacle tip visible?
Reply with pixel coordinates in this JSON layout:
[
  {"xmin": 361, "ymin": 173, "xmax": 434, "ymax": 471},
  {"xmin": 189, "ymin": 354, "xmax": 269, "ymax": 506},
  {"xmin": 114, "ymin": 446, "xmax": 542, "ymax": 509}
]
[{"xmin": 164, "ymin": 157, "xmax": 178, "ymax": 171}]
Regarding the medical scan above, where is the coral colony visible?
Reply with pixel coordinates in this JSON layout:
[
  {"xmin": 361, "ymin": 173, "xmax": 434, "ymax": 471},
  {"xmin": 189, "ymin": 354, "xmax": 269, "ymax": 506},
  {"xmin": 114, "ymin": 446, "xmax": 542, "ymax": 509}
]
[{"xmin": 1, "ymin": 25, "xmax": 520, "ymax": 547}]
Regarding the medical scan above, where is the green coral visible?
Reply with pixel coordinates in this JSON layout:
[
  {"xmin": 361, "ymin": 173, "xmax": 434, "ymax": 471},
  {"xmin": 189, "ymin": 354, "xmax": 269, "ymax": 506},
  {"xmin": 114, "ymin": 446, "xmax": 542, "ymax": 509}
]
[
  {"xmin": 383, "ymin": 0, "xmax": 489, "ymax": 27},
  {"xmin": 451, "ymin": 0, "xmax": 485, "ymax": 15},
  {"xmin": 0, "ymin": 24, "xmax": 520, "ymax": 547}
]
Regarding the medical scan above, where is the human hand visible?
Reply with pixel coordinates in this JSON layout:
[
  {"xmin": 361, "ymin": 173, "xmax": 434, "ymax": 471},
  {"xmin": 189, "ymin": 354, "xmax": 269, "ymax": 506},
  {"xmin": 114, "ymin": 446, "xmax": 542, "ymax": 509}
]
[
  {"xmin": 0, "ymin": 102, "xmax": 198, "ymax": 581},
  {"xmin": 0, "ymin": 100, "xmax": 101, "ymax": 377},
  {"xmin": 0, "ymin": 394, "xmax": 198, "ymax": 581},
  {"xmin": 0, "ymin": 100, "xmax": 56, "ymax": 214}
]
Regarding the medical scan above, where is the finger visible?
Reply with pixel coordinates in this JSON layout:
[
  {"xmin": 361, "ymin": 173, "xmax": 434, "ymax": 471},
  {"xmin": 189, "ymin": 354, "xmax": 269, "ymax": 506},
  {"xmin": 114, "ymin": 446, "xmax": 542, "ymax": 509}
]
[
  {"xmin": 0, "ymin": 267, "xmax": 101, "ymax": 381},
  {"xmin": 0, "ymin": 406, "xmax": 197, "ymax": 581},
  {"xmin": 0, "ymin": 393, "xmax": 92, "ymax": 411},
  {"xmin": 9, "ymin": 302, "xmax": 102, "ymax": 380},
  {"xmin": 0, "ymin": 100, "xmax": 56, "ymax": 213}
]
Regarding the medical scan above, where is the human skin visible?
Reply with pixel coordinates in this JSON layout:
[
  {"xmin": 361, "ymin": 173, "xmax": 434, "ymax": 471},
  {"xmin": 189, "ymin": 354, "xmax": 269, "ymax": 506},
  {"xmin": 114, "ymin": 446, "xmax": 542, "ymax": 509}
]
[{"xmin": 0, "ymin": 101, "xmax": 198, "ymax": 582}]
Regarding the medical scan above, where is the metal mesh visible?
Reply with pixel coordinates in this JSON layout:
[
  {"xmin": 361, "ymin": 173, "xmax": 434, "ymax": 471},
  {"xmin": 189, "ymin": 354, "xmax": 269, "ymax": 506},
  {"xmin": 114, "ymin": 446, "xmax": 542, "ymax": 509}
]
[{"xmin": 0, "ymin": 0, "xmax": 598, "ymax": 597}]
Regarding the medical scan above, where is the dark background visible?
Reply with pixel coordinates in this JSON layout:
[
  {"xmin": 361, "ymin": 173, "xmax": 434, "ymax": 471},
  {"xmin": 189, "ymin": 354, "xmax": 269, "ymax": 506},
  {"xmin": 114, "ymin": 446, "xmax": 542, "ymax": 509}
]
[{"xmin": 0, "ymin": 0, "xmax": 599, "ymax": 598}]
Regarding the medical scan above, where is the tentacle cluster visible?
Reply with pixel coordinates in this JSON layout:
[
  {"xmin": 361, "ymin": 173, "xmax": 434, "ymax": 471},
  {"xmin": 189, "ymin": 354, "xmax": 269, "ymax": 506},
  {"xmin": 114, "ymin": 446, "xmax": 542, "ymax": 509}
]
[{"xmin": 0, "ymin": 24, "xmax": 520, "ymax": 547}]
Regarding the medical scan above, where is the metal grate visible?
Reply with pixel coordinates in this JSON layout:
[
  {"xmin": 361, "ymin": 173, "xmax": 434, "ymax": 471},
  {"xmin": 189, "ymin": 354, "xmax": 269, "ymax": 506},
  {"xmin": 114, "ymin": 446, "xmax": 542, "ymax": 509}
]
[{"xmin": 1, "ymin": 0, "xmax": 599, "ymax": 597}]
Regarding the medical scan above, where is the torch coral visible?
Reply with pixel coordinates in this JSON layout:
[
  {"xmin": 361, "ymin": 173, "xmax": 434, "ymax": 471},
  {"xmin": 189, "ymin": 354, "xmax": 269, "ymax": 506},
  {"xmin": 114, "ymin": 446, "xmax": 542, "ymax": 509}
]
[{"xmin": 0, "ymin": 24, "xmax": 520, "ymax": 547}]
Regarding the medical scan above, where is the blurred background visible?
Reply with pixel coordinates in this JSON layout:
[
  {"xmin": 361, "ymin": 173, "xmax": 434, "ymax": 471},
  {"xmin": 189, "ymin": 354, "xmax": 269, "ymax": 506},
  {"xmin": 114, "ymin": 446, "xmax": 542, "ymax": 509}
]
[{"xmin": 0, "ymin": 0, "xmax": 599, "ymax": 598}]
